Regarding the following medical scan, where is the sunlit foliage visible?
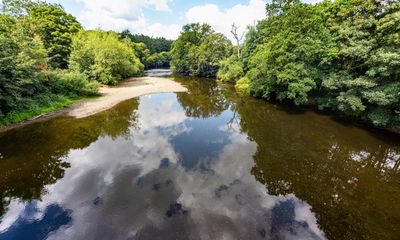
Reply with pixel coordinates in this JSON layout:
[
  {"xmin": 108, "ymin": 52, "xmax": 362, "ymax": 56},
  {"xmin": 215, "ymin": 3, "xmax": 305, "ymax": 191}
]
[
  {"xmin": 120, "ymin": 30, "xmax": 173, "ymax": 54},
  {"xmin": 224, "ymin": 0, "xmax": 400, "ymax": 128},
  {"xmin": 171, "ymin": 23, "xmax": 232, "ymax": 77},
  {"xmin": 29, "ymin": 3, "xmax": 82, "ymax": 68},
  {"xmin": 0, "ymin": 0, "xmax": 98, "ymax": 125},
  {"xmin": 69, "ymin": 30, "xmax": 144, "ymax": 85}
]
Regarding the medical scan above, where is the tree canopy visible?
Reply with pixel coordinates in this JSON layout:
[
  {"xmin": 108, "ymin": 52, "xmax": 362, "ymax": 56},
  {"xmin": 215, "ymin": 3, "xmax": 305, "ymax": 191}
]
[
  {"xmin": 120, "ymin": 30, "xmax": 173, "ymax": 54},
  {"xmin": 69, "ymin": 30, "xmax": 144, "ymax": 85},
  {"xmin": 219, "ymin": 0, "xmax": 400, "ymax": 129},
  {"xmin": 171, "ymin": 23, "xmax": 232, "ymax": 77},
  {"xmin": 29, "ymin": 3, "xmax": 82, "ymax": 68},
  {"xmin": 0, "ymin": 0, "xmax": 151, "ymax": 125},
  {"xmin": 0, "ymin": 8, "xmax": 98, "ymax": 125}
]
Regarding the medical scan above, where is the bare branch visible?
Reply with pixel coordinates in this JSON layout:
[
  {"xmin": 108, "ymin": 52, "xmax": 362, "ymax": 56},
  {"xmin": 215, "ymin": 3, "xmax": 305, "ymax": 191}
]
[{"xmin": 230, "ymin": 23, "xmax": 246, "ymax": 60}]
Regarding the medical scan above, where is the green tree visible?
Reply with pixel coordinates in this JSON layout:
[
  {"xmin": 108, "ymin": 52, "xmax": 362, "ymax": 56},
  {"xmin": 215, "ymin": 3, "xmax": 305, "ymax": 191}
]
[
  {"xmin": 248, "ymin": 2, "xmax": 335, "ymax": 105},
  {"xmin": 0, "ymin": 1, "xmax": 98, "ymax": 126},
  {"xmin": 171, "ymin": 23, "xmax": 231, "ymax": 77},
  {"xmin": 120, "ymin": 29, "xmax": 173, "ymax": 54},
  {"xmin": 217, "ymin": 56, "xmax": 244, "ymax": 82},
  {"xmin": 0, "ymin": 13, "xmax": 47, "ymax": 116},
  {"xmin": 145, "ymin": 51, "xmax": 171, "ymax": 69},
  {"xmin": 241, "ymin": 26, "xmax": 260, "ymax": 73},
  {"xmin": 129, "ymin": 42, "xmax": 151, "ymax": 67},
  {"xmin": 226, "ymin": 0, "xmax": 399, "ymax": 129},
  {"xmin": 318, "ymin": 0, "xmax": 400, "ymax": 126},
  {"xmin": 29, "ymin": 3, "xmax": 82, "ymax": 69},
  {"xmin": 192, "ymin": 33, "xmax": 231, "ymax": 77},
  {"xmin": 69, "ymin": 30, "xmax": 144, "ymax": 85},
  {"xmin": 1, "ymin": 0, "xmax": 37, "ymax": 16},
  {"xmin": 171, "ymin": 23, "xmax": 213, "ymax": 75}
]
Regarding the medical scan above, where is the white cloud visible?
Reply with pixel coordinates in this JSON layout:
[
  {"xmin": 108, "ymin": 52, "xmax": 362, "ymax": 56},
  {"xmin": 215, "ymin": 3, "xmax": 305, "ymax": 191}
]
[
  {"xmin": 185, "ymin": 0, "xmax": 266, "ymax": 41},
  {"xmin": 75, "ymin": 0, "xmax": 180, "ymax": 39},
  {"xmin": 77, "ymin": 0, "xmax": 170, "ymax": 20},
  {"xmin": 52, "ymin": 0, "xmax": 324, "ymax": 39},
  {"xmin": 140, "ymin": 22, "xmax": 181, "ymax": 40},
  {"xmin": 74, "ymin": 0, "xmax": 267, "ymax": 40},
  {"xmin": 1, "ymin": 93, "xmax": 325, "ymax": 239}
]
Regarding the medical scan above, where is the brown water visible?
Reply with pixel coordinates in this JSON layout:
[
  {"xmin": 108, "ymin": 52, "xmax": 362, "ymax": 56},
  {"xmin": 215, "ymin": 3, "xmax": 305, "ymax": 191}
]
[{"xmin": 0, "ymin": 75, "xmax": 399, "ymax": 240}]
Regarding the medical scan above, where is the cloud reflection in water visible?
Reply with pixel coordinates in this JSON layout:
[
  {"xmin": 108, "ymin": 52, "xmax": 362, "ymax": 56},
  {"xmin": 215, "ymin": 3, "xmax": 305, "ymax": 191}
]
[{"xmin": 0, "ymin": 93, "xmax": 325, "ymax": 240}]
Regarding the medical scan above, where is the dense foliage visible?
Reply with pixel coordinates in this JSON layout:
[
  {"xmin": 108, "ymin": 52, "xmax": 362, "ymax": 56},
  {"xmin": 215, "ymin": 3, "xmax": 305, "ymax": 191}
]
[
  {"xmin": 221, "ymin": 0, "xmax": 400, "ymax": 129},
  {"xmin": 119, "ymin": 30, "xmax": 172, "ymax": 69},
  {"xmin": 171, "ymin": 23, "xmax": 232, "ymax": 77},
  {"xmin": 120, "ymin": 30, "xmax": 173, "ymax": 54},
  {"xmin": 145, "ymin": 51, "xmax": 171, "ymax": 69},
  {"xmin": 29, "ymin": 3, "xmax": 82, "ymax": 68},
  {"xmin": 69, "ymin": 30, "xmax": 144, "ymax": 85},
  {"xmin": 0, "ymin": 2, "xmax": 98, "ymax": 125},
  {"xmin": 0, "ymin": 0, "xmax": 153, "ymax": 126},
  {"xmin": 217, "ymin": 56, "xmax": 244, "ymax": 83}
]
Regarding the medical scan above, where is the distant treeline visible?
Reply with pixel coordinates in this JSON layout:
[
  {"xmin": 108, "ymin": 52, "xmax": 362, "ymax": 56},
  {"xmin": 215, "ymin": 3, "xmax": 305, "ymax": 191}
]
[
  {"xmin": 120, "ymin": 30, "xmax": 172, "ymax": 69},
  {"xmin": 120, "ymin": 30, "xmax": 172, "ymax": 54},
  {"xmin": 0, "ymin": 0, "xmax": 172, "ymax": 126},
  {"xmin": 171, "ymin": 0, "xmax": 400, "ymax": 130}
]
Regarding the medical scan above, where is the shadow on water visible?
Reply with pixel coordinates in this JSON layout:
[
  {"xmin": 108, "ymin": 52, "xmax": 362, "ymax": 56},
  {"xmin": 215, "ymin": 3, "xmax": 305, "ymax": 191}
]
[
  {"xmin": 218, "ymin": 81, "xmax": 400, "ymax": 240},
  {"xmin": 0, "ymin": 75, "xmax": 399, "ymax": 240},
  {"xmin": 0, "ymin": 99, "xmax": 139, "ymax": 217}
]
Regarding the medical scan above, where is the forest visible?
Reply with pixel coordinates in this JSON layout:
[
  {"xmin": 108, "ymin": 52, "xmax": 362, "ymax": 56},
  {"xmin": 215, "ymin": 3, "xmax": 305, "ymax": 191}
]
[
  {"xmin": 171, "ymin": 0, "xmax": 400, "ymax": 130},
  {"xmin": 120, "ymin": 30, "xmax": 172, "ymax": 69},
  {"xmin": 0, "ymin": 0, "xmax": 172, "ymax": 126}
]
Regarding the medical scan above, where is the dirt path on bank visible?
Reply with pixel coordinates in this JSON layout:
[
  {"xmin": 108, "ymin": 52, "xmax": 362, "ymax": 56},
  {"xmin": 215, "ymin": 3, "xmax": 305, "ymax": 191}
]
[{"xmin": 69, "ymin": 77, "xmax": 187, "ymax": 118}]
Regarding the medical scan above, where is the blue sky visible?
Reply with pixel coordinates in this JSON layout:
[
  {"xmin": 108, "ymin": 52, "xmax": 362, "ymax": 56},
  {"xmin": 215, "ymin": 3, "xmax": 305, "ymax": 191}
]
[{"xmin": 48, "ymin": 0, "xmax": 321, "ymax": 39}]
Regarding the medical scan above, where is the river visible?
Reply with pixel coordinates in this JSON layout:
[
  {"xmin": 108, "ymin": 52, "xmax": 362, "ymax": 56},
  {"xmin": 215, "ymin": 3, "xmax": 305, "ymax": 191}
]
[{"xmin": 0, "ymin": 73, "xmax": 399, "ymax": 240}]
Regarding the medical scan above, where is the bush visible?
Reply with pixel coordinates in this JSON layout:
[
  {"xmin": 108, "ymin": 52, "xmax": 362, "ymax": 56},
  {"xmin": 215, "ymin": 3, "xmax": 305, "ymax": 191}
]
[
  {"xmin": 145, "ymin": 51, "xmax": 171, "ymax": 69},
  {"xmin": 0, "ymin": 94, "xmax": 75, "ymax": 127},
  {"xmin": 217, "ymin": 57, "xmax": 244, "ymax": 82},
  {"xmin": 45, "ymin": 70, "xmax": 99, "ymax": 96},
  {"xmin": 235, "ymin": 77, "xmax": 251, "ymax": 96}
]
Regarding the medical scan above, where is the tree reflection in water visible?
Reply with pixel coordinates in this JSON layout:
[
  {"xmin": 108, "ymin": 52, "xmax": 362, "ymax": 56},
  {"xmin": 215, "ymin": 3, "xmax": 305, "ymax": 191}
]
[
  {"xmin": 0, "ymin": 99, "xmax": 140, "ymax": 217},
  {"xmin": 0, "ymin": 77, "xmax": 399, "ymax": 240},
  {"xmin": 220, "ymin": 83, "xmax": 400, "ymax": 240}
]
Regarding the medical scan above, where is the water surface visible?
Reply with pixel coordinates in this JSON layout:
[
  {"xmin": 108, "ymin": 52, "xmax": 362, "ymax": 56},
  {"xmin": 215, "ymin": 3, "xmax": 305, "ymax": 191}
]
[
  {"xmin": 144, "ymin": 69, "xmax": 172, "ymax": 77},
  {"xmin": 0, "ymin": 76, "xmax": 399, "ymax": 240}
]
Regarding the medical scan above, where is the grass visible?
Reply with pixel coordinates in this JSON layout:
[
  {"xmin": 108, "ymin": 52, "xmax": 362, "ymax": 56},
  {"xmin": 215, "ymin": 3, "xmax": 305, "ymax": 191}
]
[{"xmin": 0, "ymin": 95, "xmax": 89, "ymax": 128}]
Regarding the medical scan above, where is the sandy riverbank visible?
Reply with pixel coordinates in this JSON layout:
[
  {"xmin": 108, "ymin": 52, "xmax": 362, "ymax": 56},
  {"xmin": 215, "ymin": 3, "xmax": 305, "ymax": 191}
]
[
  {"xmin": 0, "ymin": 77, "xmax": 187, "ymax": 132},
  {"xmin": 69, "ymin": 76, "xmax": 187, "ymax": 118}
]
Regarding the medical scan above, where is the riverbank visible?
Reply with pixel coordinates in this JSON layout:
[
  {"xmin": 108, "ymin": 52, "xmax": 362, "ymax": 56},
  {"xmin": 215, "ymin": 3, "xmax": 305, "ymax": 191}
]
[
  {"xmin": 0, "ymin": 96, "xmax": 86, "ymax": 129},
  {"xmin": 0, "ymin": 76, "xmax": 187, "ymax": 132},
  {"xmin": 69, "ymin": 76, "xmax": 187, "ymax": 118}
]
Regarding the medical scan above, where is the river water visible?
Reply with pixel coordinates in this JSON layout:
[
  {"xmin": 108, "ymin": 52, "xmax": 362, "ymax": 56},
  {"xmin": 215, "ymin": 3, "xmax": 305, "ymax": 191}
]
[{"xmin": 0, "ymin": 73, "xmax": 399, "ymax": 240}]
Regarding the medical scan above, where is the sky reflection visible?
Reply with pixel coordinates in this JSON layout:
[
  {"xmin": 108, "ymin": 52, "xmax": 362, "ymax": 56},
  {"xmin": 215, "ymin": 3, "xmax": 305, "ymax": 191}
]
[{"xmin": 0, "ymin": 93, "xmax": 325, "ymax": 240}]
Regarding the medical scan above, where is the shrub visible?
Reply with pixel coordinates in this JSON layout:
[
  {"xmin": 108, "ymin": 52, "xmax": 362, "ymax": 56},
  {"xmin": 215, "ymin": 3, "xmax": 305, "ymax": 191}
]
[
  {"xmin": 145, "ymin": 51, "xmax": 171, "ymax": 69},
  {"xmin": 235, "ymin": 77, "xmax": 251, "ymax": 96},
  {"xmin": 45, "ymin": 70, "xmax": 99, "ymax": 96},
  {"xmin": 217, "ymin": 57, "xmax": 244, "ymax": 82}
]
